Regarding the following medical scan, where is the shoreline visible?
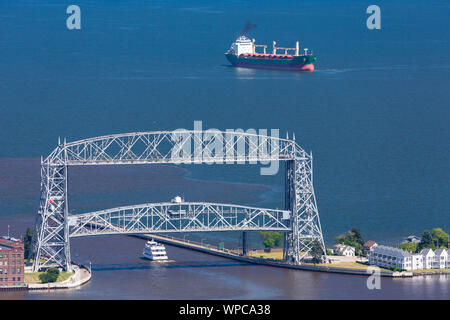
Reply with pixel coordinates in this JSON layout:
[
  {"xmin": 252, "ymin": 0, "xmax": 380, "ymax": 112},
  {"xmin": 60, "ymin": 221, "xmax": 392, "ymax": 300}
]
[
  {"xmin": 25, "ymin": 264, "xmax": 91, "ymax": 291},
  {"xmin": 133, "ymin": 234, "xmax": 419, "ymax": 278}
]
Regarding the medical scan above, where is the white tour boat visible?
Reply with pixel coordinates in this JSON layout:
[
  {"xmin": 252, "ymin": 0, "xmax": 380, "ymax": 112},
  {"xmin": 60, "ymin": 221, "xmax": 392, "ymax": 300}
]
[{"xmin": 143, "ymin": 239, "xmax": 168, "ymax": 261}]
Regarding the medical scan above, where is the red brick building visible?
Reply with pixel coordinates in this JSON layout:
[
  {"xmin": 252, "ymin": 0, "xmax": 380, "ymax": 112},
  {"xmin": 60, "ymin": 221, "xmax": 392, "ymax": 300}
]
[{"xmin": 0, "ymin": 237, "xmax": 25, "ymax": 288}]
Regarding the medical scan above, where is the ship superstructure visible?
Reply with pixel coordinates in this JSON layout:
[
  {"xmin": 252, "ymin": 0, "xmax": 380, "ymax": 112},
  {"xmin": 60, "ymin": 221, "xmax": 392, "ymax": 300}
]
[{"xmin": 143, "ymin": 239, "xmax": 168, "ymax": 261}]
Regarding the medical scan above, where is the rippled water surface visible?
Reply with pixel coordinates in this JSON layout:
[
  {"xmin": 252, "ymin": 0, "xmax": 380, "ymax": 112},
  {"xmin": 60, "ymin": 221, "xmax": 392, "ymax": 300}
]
[{"xmin": 0, "ymin": 0, "xmax": 449, "ymax": 299}]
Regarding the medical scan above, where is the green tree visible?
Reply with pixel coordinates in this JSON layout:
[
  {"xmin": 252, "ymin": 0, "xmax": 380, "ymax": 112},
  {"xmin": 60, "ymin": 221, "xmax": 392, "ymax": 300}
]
[
  {"xmin": 310, "ymin": 239, "xmax": 324, "ymax": 264},
  {"xmin": 39, "ymin": 267, "xmax": 60, "ymax": 283},
  {"xmin": 349, "ymin": 228, "xmax": 364, "ymax": 246},
  {"xmin": 24, "ymin": 228, "xmax": 33, "ymax": 260},
  {"xmin": 272, "ymin": 233, "xmax": 283, "ymax": 247},
  {"xmin": 259, "ymin": 232, "xmax": 270, "ymax": 243},
  {"xmin": 431, "ymin": 228, "xmax": 449, "ymax": 248},
  {"xmin": 399, "ymin": 242, "xmax": 418, "ymax": 253},
  {"xmin": 334, "ymin": 228, "xmax": 364, "ymax": 253},
  {"xmin": 259, "ymin": 232, "xmax": 283, "ymax": 249},
  {"xmin": 263, "ymin": 238, "xmax": 275, "ymax": 249},
  {"xmin": 417, "ymin": 230, "xmax": 435, "ymax": 252},
  {"xmin": 334, "ymin": 234, "xmax": 346, "ymax": 244}
]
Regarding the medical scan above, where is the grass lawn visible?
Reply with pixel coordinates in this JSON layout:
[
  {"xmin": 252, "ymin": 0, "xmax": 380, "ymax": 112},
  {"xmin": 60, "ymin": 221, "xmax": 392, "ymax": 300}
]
[
  {"xmin": 25, "ymin": 258, "xmax": 47, "ymax": 264},
  {"xmin": 247, "ymin": 252, "xmax": 398, "ymax": 273},
  {"xmin": 248, "ymin": 251, "xmax": 284, "ymax": 260},
  {"xmin": 24, "ymin": 271, "xmax": 74, "ymax": 284},
  {"xmin": 313, "ymin": 261, "xmax": 393, "ymax": 272},
  {"xmin": 411, "ymin": 268, "xmax": 450, "ymax": 274}
]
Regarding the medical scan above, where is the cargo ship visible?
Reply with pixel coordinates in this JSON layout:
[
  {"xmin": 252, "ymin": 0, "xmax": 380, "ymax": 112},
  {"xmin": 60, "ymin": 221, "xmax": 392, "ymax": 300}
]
[{"xmin": 225, "ymin": 36, "xmax": 316, "ymax": 72}]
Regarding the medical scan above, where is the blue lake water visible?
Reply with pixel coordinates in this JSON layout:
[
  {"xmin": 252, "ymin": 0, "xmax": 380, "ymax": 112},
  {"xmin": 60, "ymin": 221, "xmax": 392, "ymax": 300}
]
[{"xmin": 0, "ymin": 0, "xmax": 449, "ymax": 299}]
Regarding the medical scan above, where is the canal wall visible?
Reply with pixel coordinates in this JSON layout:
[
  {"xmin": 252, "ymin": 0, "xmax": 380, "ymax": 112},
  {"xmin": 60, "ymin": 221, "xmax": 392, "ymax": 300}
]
[
  {"xmin": 27, "ymin": 264, "xmax": 91, "ymax": 290},
  {"xmin": 133, "ymin": 234, "xmax": 412, "ymax": 278}
]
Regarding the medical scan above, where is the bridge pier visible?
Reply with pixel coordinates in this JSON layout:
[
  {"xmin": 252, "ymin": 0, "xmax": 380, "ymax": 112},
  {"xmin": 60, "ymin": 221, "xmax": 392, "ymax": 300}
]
[{"xmin": 242, "ymin": 232, "xmax": 247, "ymax": 256}]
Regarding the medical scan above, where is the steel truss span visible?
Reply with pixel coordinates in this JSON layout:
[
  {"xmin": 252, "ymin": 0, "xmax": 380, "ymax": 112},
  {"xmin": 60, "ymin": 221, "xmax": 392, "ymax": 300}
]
[
  {"xmin": 69, "ymin": 202, "xmax": 291, "ymax": 237},
  {"xmin": 31, "ymin": 130, "xmax": 326, "ymax": 271}
]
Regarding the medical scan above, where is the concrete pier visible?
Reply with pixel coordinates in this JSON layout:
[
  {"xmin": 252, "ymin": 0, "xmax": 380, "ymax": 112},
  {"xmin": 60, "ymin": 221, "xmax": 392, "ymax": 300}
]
[
  {"xmin": 26, "ymin": 264, "xmax": 91, "ymax": 290},
  {"xmin": 133, "ymin": 234, "xmax": 413, "ymax": 278}
]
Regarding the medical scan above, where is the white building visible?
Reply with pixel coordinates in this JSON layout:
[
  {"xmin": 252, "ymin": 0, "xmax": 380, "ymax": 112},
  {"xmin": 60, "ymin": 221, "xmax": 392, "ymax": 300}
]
[
  {"xmin": 434, "ymin": 249, "xmax": 448, "ymax": 269},
  {"xmin": 334, "ymin": 244, "xmax": 355, "ymax": 257},
  {"xmin": 448, "ymin": 249, "xmax": 450, "ymax": 268},
  {"xmin": 421, "ymin": 248, "xmax": 435, "ymax": 269},
  {"xmin": 370, "ymin": 246, "xmax": 449, "ymax": 271},
  {"xmin": 369, "ymin": 245, "xmax": 414, "ymax": 270},
  {"xmin": 411, "ymin": 253, "xmax": 424, "ymax": 270}
]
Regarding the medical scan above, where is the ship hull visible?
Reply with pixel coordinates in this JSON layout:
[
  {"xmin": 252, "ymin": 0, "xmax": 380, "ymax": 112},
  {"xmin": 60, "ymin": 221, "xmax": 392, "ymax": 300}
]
[
  {"xmin": 143, "ymin": 252, "xmax": 168, "ymax": 261},
  {"xmin": 225, "ymin": 53, "xmax": 315, "ymax": 72}
]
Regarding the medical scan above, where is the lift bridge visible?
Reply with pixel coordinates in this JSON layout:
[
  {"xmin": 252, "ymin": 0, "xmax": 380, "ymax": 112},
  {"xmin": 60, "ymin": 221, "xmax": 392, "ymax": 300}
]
[{"xmin": 31, "ymin": 129, "xmax": 326, "ymax": 272}]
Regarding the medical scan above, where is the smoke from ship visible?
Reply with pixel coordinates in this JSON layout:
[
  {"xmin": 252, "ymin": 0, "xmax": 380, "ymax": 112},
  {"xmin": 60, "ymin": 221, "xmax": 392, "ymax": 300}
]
[{"xmin": 239, "ymin": 21, "xmax": 257, "ymax": 36}]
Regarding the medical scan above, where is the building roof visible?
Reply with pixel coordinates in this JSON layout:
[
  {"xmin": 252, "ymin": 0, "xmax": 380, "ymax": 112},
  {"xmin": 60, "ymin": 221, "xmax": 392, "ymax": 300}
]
[
  {"xmin": 334, "ymin": 244, "xmax": 355, "ymax": 252},
  {"xmin": 363, "ymin": 240, "xmax": 377, "ymax": 248},
  {"xmin": 420, "ymin": 248, "xmax": 435, "ymax": 256},
  {"xmin": 0, "ymin": 237, "xmax": 23, "ymax": 250},
  {"xmin": 402, "ymin": 235, "xmax": 421, "ymax": 244},
  {"xmin": 435, "ymin": 248, "xmax": 448, "ymax": 256},
  {"xmin": 1, "ymin": 236, "xmax": 20, "ymax": 241},
  {"xmin": 372, "ymin": 245, "xmax": 411, "ymax": 258}
]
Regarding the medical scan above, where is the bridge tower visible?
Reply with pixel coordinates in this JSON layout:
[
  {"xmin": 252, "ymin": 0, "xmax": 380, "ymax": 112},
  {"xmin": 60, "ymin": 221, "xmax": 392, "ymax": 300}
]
[
  {"xmin": 31, "ymin": 141, "xmax": 72, "ymax": 271},
  {"xmin": 285, "ymin": 154, "xmax": 326, "ymax": 263}
]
